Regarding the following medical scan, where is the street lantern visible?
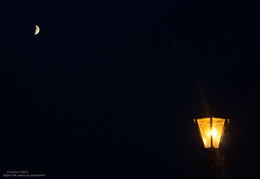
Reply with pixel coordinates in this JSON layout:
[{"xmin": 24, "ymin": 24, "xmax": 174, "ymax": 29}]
[
  {"xmin": 193, "ymin": 104, "xmax": 230, "ymax": 178},
  {"xmin": 194, "ymin": 117, "xmax": 229, "ymax": 149},
  {"xmin": 194, "ymin": 117, "xmax": 229, "ymax": 178}
]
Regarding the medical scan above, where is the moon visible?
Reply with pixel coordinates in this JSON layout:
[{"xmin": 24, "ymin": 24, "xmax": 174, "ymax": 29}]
[{"xmin": 34, "ymin": 25, "xmax": 40, "ymax": 35}]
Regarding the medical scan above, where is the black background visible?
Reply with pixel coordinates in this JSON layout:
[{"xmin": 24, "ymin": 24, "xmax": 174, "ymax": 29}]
[{"xmin": 0, "ymin": 1, "xmax": 259, "ymax": 178}]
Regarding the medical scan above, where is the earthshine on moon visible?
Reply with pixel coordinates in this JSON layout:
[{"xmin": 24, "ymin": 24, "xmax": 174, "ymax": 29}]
[{"xmin": 34, "ymin": 25, "xmax": 40, "ymax": 35}]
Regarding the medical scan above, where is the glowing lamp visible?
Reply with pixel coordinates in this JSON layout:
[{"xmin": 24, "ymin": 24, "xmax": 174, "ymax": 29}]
[{"xmin": 194, "ymin": 117, "xmax": 229, "ymax": 148}]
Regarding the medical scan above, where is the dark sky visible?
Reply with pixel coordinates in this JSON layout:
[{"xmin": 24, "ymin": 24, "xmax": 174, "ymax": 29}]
[{"xmin": 0, "ymin": 1, "xmax": 259, "ymax": 178}]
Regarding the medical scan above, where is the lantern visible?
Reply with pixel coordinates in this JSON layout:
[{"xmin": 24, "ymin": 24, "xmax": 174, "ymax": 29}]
[{"xmin": 194, "ymin": 117, "xmax": 229, "ymax": 148}]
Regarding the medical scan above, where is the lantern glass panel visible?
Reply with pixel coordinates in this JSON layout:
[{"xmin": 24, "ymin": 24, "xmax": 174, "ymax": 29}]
[{"xmin": 197, "ymin": 118, "xmax": 226, "ymax": 148}]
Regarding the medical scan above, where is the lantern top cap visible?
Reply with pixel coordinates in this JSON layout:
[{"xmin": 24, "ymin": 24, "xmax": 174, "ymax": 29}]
[{"xmin": 193, "ymin": 117, "xmax": 230, "ymax": 124}]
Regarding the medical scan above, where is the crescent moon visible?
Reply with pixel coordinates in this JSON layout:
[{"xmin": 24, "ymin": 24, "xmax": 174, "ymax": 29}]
[{"xmin": 34, "ymin": 25, "xmax": 40, "ymax": 35}]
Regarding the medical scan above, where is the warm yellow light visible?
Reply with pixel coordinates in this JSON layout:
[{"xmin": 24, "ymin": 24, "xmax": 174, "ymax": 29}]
[
  {"xmin": 196, "ymin": 118, "xmax": 226, "ymax": 148},
  {"xmin": 211, "ymin": 127, "xmax": 217, "ymax": 139}
]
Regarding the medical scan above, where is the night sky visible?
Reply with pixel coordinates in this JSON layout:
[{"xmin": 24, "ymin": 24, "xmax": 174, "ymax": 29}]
[{"xmin": 1, "ymin": 1, "xmax": 259, "ymax": 178}]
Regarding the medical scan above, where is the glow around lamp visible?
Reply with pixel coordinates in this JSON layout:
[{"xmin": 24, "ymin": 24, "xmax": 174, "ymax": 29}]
[{"xmin": 194, "ymin": 117, "xmax": 229, "ymax": 149}]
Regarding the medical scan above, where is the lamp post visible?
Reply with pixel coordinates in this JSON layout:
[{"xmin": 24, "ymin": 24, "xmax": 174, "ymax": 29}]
[{"xmin": 194, "ymin": 110, "xmax": 229, "ymax": 178}]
